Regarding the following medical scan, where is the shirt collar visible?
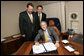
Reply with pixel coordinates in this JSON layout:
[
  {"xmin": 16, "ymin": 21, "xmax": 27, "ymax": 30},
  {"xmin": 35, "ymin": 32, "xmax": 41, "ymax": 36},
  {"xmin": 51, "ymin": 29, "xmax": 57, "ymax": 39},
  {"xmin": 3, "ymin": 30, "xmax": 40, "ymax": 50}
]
[
  {"xmin": 38, "ymin": 13, "xmax": 42, "ymax": 16},
  {"xmin": 43, "ymin": 28, "xmax": 48, "ymax": 32},
  {"xmin": 26, "ymin": 10, "xmax": 32, "ymax": 15}
]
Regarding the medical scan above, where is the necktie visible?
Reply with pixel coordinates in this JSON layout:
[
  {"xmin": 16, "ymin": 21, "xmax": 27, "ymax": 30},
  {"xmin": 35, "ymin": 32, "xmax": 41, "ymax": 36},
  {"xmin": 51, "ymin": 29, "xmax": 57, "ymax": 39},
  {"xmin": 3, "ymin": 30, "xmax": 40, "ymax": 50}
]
[
  {"xmin": 39, "ymin": 14, "xmax": 41, "ymax": 22},
  {"xmin": 44, "ymin": 31, "xmax": 49, "ymax": 42},
  {"xmin": 29, "ymin": 14, "xmax": 33, "ymax": 23}
]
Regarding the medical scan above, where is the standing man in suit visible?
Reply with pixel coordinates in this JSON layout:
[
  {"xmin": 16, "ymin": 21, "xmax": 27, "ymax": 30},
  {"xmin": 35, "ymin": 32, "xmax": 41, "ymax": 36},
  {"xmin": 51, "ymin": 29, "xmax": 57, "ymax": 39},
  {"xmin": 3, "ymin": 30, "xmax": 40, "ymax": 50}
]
[
  {"xmin": 19, "ymin": 3, "xmax": 37, "ymax": 42},
  {"xmin": 34, "ymin": 21, "xmax": 60, "ymax": 47},
  {"xmin": 35, "ymin": 5, "xmax": 46, "ymax": 31}
]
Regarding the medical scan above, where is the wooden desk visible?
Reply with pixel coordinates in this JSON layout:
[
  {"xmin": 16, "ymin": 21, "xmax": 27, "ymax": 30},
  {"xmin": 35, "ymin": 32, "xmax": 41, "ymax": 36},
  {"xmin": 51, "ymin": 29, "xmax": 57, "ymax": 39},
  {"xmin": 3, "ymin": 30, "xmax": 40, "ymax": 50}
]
[
  {"xmin": 1, "ymin": 36, "xmax": 23, "ymax": 55},
  {"xmin": 15, "ymin": 34, "xmax": 83, "ymax": 55}
]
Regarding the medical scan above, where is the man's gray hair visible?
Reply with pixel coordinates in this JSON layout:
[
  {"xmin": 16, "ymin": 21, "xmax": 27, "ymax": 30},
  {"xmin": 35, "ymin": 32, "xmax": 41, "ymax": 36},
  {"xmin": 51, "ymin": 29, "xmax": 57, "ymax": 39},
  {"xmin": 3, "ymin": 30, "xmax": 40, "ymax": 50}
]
[{"xmin": 40, "ymin": 21, "xmax": 47, "ymax": 26}]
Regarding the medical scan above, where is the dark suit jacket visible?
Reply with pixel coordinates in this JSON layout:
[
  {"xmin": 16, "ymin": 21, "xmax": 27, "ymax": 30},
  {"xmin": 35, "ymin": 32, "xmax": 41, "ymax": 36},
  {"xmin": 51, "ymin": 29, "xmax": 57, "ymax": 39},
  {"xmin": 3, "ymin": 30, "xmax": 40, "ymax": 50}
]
[
  {"xmin": 35, "ymin": 12, "xmax": 46, "ymax": 21},
  {"xmin": 34, "ymin": 27, "xmax": 59, "ymax": 42},
  {"xmin": 19, "ymin": 11, "xmax": 38, "ymax": 41},
  {"xmin": 35, "ymin": 12, "xmax": 46, "ymax": 30}
]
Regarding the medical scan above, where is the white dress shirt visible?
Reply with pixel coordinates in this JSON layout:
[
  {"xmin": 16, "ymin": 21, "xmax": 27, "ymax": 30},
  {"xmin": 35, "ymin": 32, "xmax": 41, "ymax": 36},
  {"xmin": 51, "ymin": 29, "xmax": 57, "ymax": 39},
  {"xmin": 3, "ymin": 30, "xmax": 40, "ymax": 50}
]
[
  {"xmin": 38, "ymin": 13, "xmax": 42, "ymax": 22},
  {"xmin": 27, "ymin": 11, "xmax": 33, "ymax": 23}
]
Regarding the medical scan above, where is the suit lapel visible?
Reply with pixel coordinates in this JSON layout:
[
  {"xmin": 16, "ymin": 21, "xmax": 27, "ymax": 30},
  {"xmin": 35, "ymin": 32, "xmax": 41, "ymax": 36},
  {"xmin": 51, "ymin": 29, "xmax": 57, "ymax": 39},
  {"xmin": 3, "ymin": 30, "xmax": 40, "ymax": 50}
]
[
  {"xmin": 37, "ymin": 12, "xmax": 40, "ymax": 22},
  {"xmin": 25, "ymin": 11, "xmax": 34, "ymax": 24},
  {"xmin": 37, "ymin": 12, "xmax": 43, "ymax": 21},
  {"xmin": 32, "ymin": 13, "xmax": 35, "ymax": 24},
  {"xmin": 41, "ymin": 29, "xmax": 45, "ymax": 41},
  {"xmin": 47, "ymin": 28, "xmax": 52, "ymax": 36},
  {"xmin": 24, "ymin": 11, "xmax": 31, "ymax": 23},
  {"xmin": 42, "ymin": 13, "xmax": 43, "ymax": 21}
]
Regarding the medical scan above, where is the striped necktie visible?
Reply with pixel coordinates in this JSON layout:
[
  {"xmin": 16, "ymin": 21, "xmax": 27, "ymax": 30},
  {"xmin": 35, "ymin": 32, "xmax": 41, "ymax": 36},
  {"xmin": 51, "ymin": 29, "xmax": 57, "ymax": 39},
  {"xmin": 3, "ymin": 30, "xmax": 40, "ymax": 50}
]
[
  {"xmin": 44, "ymin": 31, "xmax": 49, "ymax": 42},
  {"xmin": 29, "ymin": 14, "xmax": 33, "ymax": 23},
  {"xmin": 39, "ymin": 14, "xmax": 41, "ymax": 22}
]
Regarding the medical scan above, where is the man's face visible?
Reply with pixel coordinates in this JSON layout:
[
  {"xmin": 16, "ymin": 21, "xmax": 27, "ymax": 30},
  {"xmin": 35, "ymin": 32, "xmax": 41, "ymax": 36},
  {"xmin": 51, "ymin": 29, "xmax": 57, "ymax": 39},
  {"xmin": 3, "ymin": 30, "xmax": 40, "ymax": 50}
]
[
  {"xmin": 41, "ymin": 22, "xmax": 47, "ymax": 31},
  {"xmin": 37, "ymin": 7, "xmax": 43, "ymax": 14},
  {"xmin": 27, "ymin": 5, "xmax": 33, "ymax": 14}
]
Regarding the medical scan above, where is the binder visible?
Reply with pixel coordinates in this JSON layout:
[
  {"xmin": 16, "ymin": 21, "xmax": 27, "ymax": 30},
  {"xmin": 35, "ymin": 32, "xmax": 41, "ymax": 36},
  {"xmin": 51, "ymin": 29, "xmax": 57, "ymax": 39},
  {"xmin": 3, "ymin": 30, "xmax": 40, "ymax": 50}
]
[{"xmin": 32, "ymin": 42, "xmax": 58, "ymax": 54}]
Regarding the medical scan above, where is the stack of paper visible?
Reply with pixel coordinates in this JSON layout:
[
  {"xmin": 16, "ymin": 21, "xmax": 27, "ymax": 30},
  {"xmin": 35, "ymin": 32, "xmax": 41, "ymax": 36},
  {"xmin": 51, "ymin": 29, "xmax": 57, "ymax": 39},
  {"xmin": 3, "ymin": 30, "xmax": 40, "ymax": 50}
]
[
  {"xmin": 62, "ymin": 40, "xmax": 69, "ymax": 44},
  {"xmin": 43, "ymin": 42, "xmax": 57, "ymax": 52},
  {"xmin": 1, "ymin": 39, "xmax": 6, "ymax": 42},
  {"xmin": 64, "ymin": 46, "xmax": 75, "ymax": 52},
  {"xmin": 32, "ymin": 44, "xmax": 46, "ymax": 54},
  {"xmin": 13, "ymin": 34, "xmax": 21, "ymax": 38}
]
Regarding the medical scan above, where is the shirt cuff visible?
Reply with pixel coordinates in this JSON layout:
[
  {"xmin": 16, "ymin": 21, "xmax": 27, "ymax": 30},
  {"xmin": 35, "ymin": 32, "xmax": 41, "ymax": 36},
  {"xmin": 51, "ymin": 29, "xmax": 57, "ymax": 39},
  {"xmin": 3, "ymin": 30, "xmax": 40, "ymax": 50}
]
[
  {"xmin": 56, "ymin": 41, "xmax": 59, "ymax": 43},
  {"xmin": 34, "ymin": 41, "xmax": 38, "ymax": 43}
]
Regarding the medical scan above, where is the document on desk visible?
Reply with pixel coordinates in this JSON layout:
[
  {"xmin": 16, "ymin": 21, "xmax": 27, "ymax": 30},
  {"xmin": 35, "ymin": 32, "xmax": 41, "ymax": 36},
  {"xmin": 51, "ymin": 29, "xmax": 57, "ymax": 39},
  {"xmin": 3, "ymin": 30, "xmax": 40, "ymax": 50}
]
[
  {"xmin": 64, "ymin": 46, "xmax": 75, "ymax": 52},
  {"xmin": 32, "ymin": 42, "xmax": 57, "ymax": 54},
  {"xmin": 62, "ymin": 40, "xmax": 69, "ymax": 44},
  {"xmin": 43, "ymin": 42, "xmax": 57, "ymax": 52},
  {"xmin": 32, "ymin": 44, "xmax": 46, "ymax": 54},
  {"xmin": 1, "ymin": 39, "xmax": 6, "ymax": 42}
]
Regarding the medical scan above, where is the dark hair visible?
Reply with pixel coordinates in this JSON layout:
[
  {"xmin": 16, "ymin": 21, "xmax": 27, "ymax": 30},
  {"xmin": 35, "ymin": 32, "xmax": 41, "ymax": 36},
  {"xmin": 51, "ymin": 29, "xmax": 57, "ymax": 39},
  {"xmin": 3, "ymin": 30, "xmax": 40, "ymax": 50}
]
[
  {"xmin": 26, "ymin": 3, "xmax": 34, "ymax": 8},
  {"xmin": 37, "ymin": 5, "xmax": 43, "ymax": 9}
]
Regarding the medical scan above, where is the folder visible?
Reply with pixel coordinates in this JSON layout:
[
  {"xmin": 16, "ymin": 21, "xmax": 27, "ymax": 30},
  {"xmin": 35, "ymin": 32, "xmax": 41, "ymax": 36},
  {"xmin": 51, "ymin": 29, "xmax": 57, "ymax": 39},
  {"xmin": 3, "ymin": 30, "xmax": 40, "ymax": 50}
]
[
  {"xmin": 32, "ymin": 42, "xmax": 57, "ymax": 54},
  {"xmin": 32, "ymin": 44, "xmax": 46, "ymax": 54},
  {"xmin": 43, "ymin": 42, "xmax": 57, "ymax": 52}
]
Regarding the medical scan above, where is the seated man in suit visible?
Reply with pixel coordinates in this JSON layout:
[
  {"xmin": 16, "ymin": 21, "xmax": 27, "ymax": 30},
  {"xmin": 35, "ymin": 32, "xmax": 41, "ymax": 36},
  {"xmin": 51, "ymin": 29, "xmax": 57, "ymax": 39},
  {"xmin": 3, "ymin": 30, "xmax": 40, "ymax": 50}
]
[{"xmin": 34, "ymin": 21, "xmax": 60, "ymax": 47}]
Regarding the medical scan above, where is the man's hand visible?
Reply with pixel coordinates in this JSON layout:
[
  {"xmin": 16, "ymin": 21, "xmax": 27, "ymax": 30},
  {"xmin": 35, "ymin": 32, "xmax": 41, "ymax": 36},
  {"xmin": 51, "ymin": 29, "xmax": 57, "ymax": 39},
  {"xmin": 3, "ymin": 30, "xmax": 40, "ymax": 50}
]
[
  {"xmin": 22, "ymin": 34, "xmax": 25, "ymax": 38},
  {"xmin": 55, "ymin": 42, "xmax": 59, "ymax": 47},
  {"xmin": 35, "ymin": 42, "xmax": 39, "ymax": 46}
]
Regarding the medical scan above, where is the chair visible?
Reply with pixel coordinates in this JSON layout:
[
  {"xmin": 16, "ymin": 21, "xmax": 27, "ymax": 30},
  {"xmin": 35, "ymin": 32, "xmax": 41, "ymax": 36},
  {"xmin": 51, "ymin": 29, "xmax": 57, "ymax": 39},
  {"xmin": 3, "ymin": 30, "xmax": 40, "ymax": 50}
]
[
  {"xmin": 46, "ymin": 18, "xmax": 61, "ymax": 32},
  {"xmin": 46, "ymin": 18, "xmax": 61, "ymax": 37}
]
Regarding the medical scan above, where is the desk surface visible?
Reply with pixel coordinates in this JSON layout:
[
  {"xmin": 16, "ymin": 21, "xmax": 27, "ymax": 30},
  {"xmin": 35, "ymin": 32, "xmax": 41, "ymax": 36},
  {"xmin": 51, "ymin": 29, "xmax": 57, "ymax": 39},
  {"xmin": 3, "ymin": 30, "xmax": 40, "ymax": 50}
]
[{"xmin": 15, "ymin": 34, "xmax": 83, "ymax": 55}]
